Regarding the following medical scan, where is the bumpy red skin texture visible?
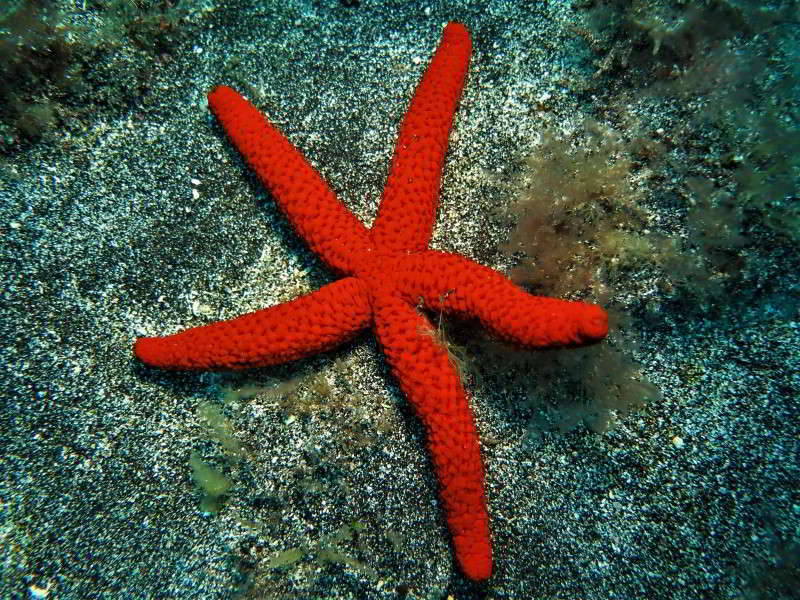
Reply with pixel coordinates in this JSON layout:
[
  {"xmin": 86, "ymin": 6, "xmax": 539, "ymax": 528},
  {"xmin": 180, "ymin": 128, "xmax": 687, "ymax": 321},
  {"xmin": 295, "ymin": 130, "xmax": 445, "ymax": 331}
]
[
  {"xmin": 371, "ymin": 22, "xmax": 473, "ymax": 254},
  {"xmin": 134, "ymin": 22, "xmax": 609, "ymax": 582}
]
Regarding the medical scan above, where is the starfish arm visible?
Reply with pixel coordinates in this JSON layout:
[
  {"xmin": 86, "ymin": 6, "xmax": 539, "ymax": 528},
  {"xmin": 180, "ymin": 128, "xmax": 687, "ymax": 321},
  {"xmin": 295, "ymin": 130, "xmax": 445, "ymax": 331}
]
[
  {"xmin": 396, "ymin": 251, "xmax": 609, "ymax": 347},
  {"xmin": 134, "ymin": 278, "xmax": 371, "ymax": 370},
  {"xmin": 373, "ymin": 295, "xmax": 492, "ymax": 581},
  {"xmin": 370, "ymin": 22, "xmax": 472, "ymax": 254},
  {"xmin": 208, "ymin": 85, "xmax": 371, "ymax": 275}
]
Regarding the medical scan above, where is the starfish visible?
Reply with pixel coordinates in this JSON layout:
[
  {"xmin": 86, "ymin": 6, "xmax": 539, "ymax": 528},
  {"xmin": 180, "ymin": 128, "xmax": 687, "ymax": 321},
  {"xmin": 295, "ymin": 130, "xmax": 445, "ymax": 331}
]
[{"xmin": 134, "ymin": 22, "xmax": 608, "ymax": 581}]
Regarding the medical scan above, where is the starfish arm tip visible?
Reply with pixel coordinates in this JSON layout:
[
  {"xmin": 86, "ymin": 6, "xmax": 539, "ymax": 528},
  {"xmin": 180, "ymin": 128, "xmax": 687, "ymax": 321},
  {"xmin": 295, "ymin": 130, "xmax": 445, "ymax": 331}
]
[
  {"xmin": 577, "ymin": 303, "xmax": 610, "ymax": 342},
  {"xmin": 207, "ymin": 84, "xmax": 236, "ymax": 109},
  {"xmin": 454, "ymin": 532, "xmax": 493, "ymax": 581},
  {"xmin": 134, "ymin": 336, "xmax": 172, "ymax": 369},
  {"xmin": 134, "ymin": 335, "xmax": 207, "ymax": 370}
]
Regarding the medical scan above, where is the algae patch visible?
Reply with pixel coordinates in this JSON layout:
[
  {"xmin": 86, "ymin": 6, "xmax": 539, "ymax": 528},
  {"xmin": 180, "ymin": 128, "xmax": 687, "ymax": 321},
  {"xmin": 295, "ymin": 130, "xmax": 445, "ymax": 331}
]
[{"xmin": 189, "ymin": 452, "xmax": 232, "ymax": 513}]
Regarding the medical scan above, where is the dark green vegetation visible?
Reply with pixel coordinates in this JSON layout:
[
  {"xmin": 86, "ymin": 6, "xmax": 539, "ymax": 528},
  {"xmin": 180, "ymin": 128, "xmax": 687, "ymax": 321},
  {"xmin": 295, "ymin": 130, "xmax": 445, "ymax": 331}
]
[
  {"xmin": 0, "ymin": 0, "xmax": 201, "ymax": 153},
  {"xmin": 496, "ymin": 0, "xmax": 798, "ymax": 436},
  {"xmin": 508, "ymin": 0, "xmax": 799, "ymax": 310}
]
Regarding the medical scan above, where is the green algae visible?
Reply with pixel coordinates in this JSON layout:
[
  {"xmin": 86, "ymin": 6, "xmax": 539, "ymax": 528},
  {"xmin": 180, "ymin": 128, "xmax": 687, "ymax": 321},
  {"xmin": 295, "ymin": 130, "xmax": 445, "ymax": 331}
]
[
  {"xmin": 196, "ymin": 400, "xmax": 243, "ymax": 459},
  {"xmin": 189, "ymin": 452, "xmax": 232, "ymax": 513}
]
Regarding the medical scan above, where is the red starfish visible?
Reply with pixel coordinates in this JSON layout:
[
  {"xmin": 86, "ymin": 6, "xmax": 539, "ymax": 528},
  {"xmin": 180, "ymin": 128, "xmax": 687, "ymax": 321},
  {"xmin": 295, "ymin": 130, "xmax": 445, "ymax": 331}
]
[{"xmin": 134, "ymin": 22, "xmax": 608, "ymax": 581}]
